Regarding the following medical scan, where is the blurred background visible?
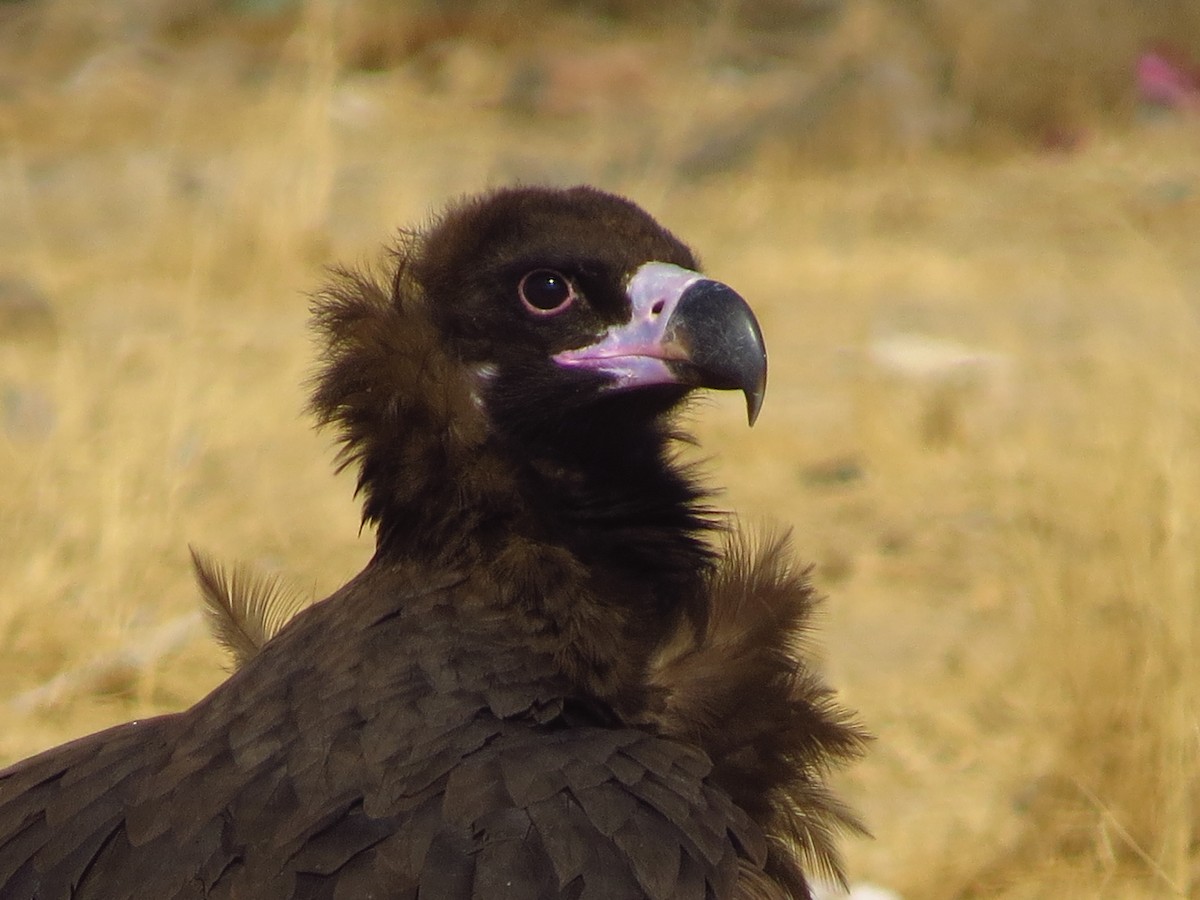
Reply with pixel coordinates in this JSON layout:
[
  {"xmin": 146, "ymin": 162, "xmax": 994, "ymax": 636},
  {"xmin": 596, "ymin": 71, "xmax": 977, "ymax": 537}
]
[{"xmin": 1, "ymin": 1, "xmax": 1198, "ymax": 896}]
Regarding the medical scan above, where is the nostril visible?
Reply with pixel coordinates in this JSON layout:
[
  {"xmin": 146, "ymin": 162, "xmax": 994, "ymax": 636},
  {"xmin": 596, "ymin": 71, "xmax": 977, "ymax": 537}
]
[{"xmin": 651, "ymin": 300, "xmax": 665, "ymax": 316}]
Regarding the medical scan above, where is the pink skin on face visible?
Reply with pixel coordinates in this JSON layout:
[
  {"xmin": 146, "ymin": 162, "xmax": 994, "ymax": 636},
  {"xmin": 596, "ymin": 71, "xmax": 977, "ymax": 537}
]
[{"xmin": 552, "ymin": 262, "xmax": 703, "ymax": 389}]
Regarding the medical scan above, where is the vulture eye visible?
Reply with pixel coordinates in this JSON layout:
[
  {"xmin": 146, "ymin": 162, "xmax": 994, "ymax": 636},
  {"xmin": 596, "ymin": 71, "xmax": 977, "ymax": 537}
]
[{"xmin": 518, "ymin": 269, "xmax": 575, "ymax": 316}]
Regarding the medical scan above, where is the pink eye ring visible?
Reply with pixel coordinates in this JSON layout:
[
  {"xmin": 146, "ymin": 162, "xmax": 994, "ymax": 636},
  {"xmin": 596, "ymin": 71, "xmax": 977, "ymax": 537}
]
[{"xmin": 519, "ymin": 269, "xmax": 575, "ymax": 316}]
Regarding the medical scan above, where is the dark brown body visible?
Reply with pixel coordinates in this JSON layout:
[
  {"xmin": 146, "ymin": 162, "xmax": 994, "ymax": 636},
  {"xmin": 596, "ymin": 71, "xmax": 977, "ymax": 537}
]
[
  {"xmin": 0, "ymin": 187, "xmax": 865, "ymax": 899},
  {"xmin": 2, "ymin": 565, "xmax": 767, "ymax": 898}
]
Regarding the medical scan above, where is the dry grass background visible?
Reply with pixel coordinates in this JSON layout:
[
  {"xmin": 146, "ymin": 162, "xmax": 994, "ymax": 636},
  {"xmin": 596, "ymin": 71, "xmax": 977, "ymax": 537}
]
[{"xmin": 0, "ymin": 1, "xmax": 1198, "ymax": 896}]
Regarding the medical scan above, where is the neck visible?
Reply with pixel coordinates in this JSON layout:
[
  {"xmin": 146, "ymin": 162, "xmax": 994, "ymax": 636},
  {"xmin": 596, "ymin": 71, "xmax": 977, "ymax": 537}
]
[
  {"xmin": 310, "ymin": 279, "xmax": 717, "ymax": 708},
  {"xmin": 367, "ymin": 397, "xmax": 719, "ymax": 709}
]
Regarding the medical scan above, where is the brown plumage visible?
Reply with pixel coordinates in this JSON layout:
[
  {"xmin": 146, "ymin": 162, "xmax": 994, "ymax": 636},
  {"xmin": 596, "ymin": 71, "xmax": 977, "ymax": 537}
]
[
  {"xmin": 0, "ymin": 185, "xmax": 866, "ymax": 899},
  {"xmin": 190, "ymin": 548, "xmax": 312, "ymax": 670}
]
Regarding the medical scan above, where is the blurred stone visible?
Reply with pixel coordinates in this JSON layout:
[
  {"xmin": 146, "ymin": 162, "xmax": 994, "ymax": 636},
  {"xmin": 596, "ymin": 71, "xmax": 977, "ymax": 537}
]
[
  {"xmin": 869, "ymin": 332, "xmax": 1016, "ymax": 448},
  {"xmin": 725, "ymin": 0, "xmax": 844, "ymax": 61},
  {"xmin": 677, "ymin": 53, "xmax": 965, "ymax": 177},
  {"xmin": 22, "ymin": 153, "xmax": 177, "ymax": 255},
  {"xmin": 1142, "ymin": 178, "xmax": 1195, "ymax": 206},
  {"xmin": 731, "ymin": 0, "xmax": 842, "ymax": 33},
  {"xmin": 223, "ymin": 0, "xmax": 299, "ymax": 14},
  {"xmin": 2, "ymin": 383, "xmax": 57, "ymax": 441},
  {"xmin": 816, "ymin": 547, "xmax": 855, "ymax": 585},
  {"xmin": 329, "ymin": 82, "xmax": 382, "ymax": 130},
  {"xmin": 675, "ymin": 69, "xmax": 851, "ymax": 178},
  {"xmin": 65, "ymin": 41, "xmax": 171, "ymax": 104},
  {"xmin": 503, "ymin": 44, "xmax": 653, "ymax": 117},
  {"xmin": 0, "ymin": 276, "xmax": 56, "ymax": 342},
  {"xmin": 869, "ymin": 332, "xmax": 1010, "ymax": 385},
  {"xmin": 800, "ymin": 455, "xmax": 864, "ymax": 487}
]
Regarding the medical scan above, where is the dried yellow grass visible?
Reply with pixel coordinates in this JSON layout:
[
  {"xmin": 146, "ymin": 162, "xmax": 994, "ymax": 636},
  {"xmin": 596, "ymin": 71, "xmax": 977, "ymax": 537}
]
[{"xmin": 0, "ymin": 4, "xmax": 1197, "ymax": 897}]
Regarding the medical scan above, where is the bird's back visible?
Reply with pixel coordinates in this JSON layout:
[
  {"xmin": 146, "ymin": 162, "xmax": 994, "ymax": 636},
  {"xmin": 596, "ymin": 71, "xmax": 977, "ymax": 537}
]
[{"xmin": 0, "ymin": 568, "xmax": 760, "ymax": 899}]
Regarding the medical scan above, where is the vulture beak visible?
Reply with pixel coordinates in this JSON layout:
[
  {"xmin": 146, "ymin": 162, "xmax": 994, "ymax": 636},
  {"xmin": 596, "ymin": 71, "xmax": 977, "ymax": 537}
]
[{"xmin": 553, "ymin": 262, "xmax": 768, "ymax": 425}]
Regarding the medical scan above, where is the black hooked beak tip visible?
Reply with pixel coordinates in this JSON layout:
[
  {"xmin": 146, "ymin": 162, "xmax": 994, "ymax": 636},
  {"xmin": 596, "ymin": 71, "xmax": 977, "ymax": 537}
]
[{"xmin": 665, "ymin": 279, "xmax": 768, "ymax": 425}]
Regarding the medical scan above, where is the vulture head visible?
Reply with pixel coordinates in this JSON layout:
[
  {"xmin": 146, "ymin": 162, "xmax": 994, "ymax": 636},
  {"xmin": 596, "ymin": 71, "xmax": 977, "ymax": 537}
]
[
  {"xmin": 311, "ymin": 187, "xmax": 767, "ymax": 633},
  {"xmin": 410, "ymin": 186, "xmax": 764, "ymax": 426}
]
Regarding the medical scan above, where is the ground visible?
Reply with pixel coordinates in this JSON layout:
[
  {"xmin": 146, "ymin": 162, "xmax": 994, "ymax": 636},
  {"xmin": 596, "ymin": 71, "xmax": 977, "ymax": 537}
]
[{"xmin": 0, "ymin": 4, "xmax": 1197, "ymax": 897}]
